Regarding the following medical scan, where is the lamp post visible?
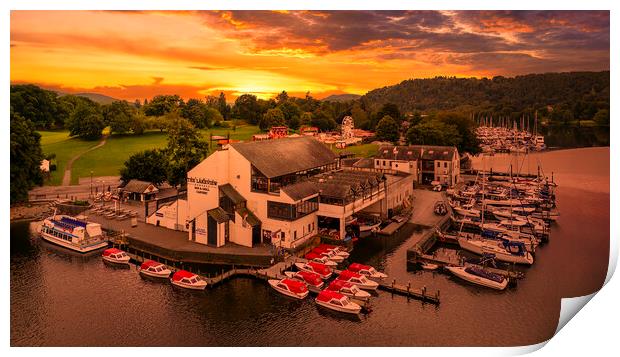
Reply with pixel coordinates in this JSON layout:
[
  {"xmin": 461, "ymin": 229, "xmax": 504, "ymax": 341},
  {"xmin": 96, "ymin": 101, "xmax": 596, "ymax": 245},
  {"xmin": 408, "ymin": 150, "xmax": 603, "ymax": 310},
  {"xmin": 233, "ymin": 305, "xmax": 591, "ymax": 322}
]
[{"xmin": 90, "ymin": 171, "xmax": 93, "ymax": 199}]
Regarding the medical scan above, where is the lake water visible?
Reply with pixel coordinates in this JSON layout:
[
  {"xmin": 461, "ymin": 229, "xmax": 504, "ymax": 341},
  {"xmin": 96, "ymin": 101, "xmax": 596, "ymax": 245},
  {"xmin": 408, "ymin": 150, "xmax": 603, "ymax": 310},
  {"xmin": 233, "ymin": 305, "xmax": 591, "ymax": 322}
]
[{"xmin": 10, "ymin": 147, "xmax": 610, "ymax": 346}]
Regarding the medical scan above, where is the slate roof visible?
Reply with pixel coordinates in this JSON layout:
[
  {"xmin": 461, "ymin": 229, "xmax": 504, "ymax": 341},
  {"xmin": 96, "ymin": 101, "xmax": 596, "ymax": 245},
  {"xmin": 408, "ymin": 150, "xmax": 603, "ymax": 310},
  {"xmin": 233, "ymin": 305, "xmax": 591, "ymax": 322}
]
[
  {"xmin": 231, "ymin": 137, "xmax": 337, "ymax": 178},
  {"xmin": 281, "ymin": 181, "xmax": 320, "ymax": 201},
  {"xmin": 122, "ymin": 179, "xmax": 158, "ymax": 193},
  {"xmin": 236, "ymin": 206, "xmax": 261, "ymax": 227},
  {"xmin": 375, "ymin": 145, "xmax": 457, "ymax": 161},
  {"xmin": 207, "ymin": 207, "xmax": 229, "ymax": 223}
]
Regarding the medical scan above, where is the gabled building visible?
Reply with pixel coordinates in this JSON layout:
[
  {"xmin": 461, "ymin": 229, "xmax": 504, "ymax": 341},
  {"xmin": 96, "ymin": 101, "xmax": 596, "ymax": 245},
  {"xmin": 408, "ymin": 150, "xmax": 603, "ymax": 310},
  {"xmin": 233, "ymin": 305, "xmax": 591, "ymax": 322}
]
[{"xmin": 374, "ymin": 145, "xmax": 460, "ymax": 186}]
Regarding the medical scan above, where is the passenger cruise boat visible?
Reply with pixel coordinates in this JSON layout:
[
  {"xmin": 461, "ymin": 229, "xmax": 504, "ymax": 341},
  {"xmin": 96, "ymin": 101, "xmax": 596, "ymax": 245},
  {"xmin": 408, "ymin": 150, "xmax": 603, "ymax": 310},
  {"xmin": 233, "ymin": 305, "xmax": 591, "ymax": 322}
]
[
  {"xmin": 315, "ymin": 290, "xmax": 362, "ymax": 315},
  {"xmin": 326, "ymin": 280, "xmax": 371, "ymax": 300},
  {"xmin": 138, "ymin": 260, "xmax": 172, "ymax": 278},
  {"xmin": 268, "ymin": 278, "xmax": 309, "ymax": 299},
  {"xmin": 347, "ymin": 263, "xmax": 388, "ymax": 279},
  {"xmin": 294, "ymin": 261, "xmax": 333, "ymax": 279},
  {"xmin": 37, "ymin": 214, "xmax": 108, "ymax": 253},
  {"xmin": 171, "ymin": 270, "xmax": 207, "ymax": 290},
  {"xmin": 335, "ymin": 270, "xmax": 379, "ymax": 290},
  {"xmin": 445, "ymin": 265, "xmax": 508, "ymax": 290},
  {"xmin": 304, "ymin": 252, "xmax": 337, "ymax": 267},
  {"xmin": 284, "ymin": 271, "xmax": 324, "ymax": 290},
  {"xmin": 102, "ymin": 248, "xmax": 131, "ymax": 264}
]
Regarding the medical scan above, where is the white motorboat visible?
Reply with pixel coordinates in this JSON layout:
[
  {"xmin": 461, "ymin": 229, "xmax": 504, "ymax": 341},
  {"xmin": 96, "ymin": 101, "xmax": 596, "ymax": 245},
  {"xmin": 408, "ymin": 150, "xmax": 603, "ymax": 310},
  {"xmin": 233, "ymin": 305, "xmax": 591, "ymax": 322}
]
[
  {"xmin": 445, "ymin": 266, "xmax": 508, "ymax": 290},
  {"xmin": 347, "ymin": 263, "xmax": 388, "ymax": 279},
  {"xmin": 284, "ymin": 271, "xmax": 324, "ymax": 290},
  {"xmin": 335, "ymin": 270, "xmax": 379, "ymax": 290},
  {"xmin": 102, "ymin": 248, "xmax": 131, "ymax": 264},
  {"xmin": 457, "ymin": 237, "xmax": 534, "ymax": 265},
  {"xmin": 38, "ymin": 214, "xmax": 108, "ymax": 253},
  {"xmin": 312, "ymin": 247, "xmax": 345, "ymax": 262},
  {"xmin": 304, "ymin": 253, "xmax": 337, "ymax": 267},
  {"xmin": 453, "ymin": 206, "xmax": 481, "ymax": 217},
  {"xmin": 170, "ymin": 270, "xmax": 207, "ymax": 290},
  {"xmin": 317, "ymin": 244, "xmax": 350, "ymax": 258},
  {"xmin": 325, "ymin": 280, "xmax": 371, "ymax": 300},
  {"xmin": 294, "ymin": 262, "xmax": 333, "ymax": 279},
  {"xmin": 315, "ymin": 290, "xmax": 362, "ymax": 315},
  {"xmin": 138, "ymin": 260, "xmax": 172, "ymax": 278},
  {"xmin": 421, "ymin": 263, "xmax": 439, "ymax": 270},
  {"xmin": 268, "ymin": 278, "xmax": 309, "ymax": 299}
]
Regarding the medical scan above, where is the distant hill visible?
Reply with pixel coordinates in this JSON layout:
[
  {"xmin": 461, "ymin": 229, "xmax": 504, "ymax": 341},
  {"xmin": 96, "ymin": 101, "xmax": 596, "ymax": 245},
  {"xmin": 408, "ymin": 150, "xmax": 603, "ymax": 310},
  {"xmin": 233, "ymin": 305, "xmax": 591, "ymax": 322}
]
[
  {"xmin": 70, "ymin": 92, "xmax": 119, "ymax": 105},
  {"xmin": 321, "ymin": 93, "xmax": 361, "ymax": 102},
  {"xmin": 360, "ymin": 71, "xmax": 610, "ymax": 114}
]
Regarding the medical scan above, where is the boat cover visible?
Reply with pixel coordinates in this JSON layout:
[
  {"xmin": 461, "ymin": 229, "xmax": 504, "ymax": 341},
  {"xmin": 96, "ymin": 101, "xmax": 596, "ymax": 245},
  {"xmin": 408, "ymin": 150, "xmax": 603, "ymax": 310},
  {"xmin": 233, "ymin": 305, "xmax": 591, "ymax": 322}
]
[
  {"xmin": 281, "ymin": 278, "xmax": 308, "ymax": 294},
  {"xmin": 103, "ymin": 248, "xmax": 123, "ymax": 256},
  {"xmin": 307, "ymin": 262, "xmax": 331, "ymax": 275},
  {"xmin": 172, "ymin": 270, "xmax": 197, "ymax": 281},
  {"xmin": 141, "ymin": 260, "xmax": 163, "ymax": 269},
  {"xmin": 337, "ymin": 270, "xmax": 363, "ymax": 280},
  {"xmin": 316, "ymin": 290, "xmax": 345, "ymax": 302},
  {"xmin": 296, "ymin": 271, "xmax": 322, "ymax": 286},
  {"xmin": 465, "ymin": 266, "xmax": 504, "ymax": 283},
  {"xmin": 327, "ymin": 279, "xmax": 354, "ymax": 291},
  {"xmin": 348, "ymin": 263, "xmax": 371, "ymax": 273}
]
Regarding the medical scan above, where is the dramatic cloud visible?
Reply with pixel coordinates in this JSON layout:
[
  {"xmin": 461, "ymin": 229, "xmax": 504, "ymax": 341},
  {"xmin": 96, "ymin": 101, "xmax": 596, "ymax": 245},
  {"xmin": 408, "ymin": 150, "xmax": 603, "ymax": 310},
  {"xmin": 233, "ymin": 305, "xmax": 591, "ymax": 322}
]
[{"xmin": 10, "ymin": 10, "xmax": 609, "ymax": 101}]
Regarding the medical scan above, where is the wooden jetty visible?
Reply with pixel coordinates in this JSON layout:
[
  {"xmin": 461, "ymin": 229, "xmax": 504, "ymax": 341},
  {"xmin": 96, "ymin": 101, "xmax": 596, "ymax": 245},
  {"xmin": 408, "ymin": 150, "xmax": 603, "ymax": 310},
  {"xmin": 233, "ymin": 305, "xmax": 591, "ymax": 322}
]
[
  {"xmin": 377, "ymin": 212, "xmax": 413, "ymax": 236},
  {"xmin": 377, "ymin": 279, "xmax": 440, "ymax": 304}
]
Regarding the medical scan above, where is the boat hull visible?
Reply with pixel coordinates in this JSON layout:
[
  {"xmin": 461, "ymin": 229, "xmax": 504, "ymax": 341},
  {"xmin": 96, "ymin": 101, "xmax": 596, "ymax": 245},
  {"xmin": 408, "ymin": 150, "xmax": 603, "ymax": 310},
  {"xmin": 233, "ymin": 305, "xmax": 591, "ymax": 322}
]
[
  {"xmin": 171, "ymin": 280, "xmax": 207, "ymax": 290},
  {"xmin": 315, "ymin": 300, "xmax": 361, "ymax": 314},
  {"xmin": 40, "ymin": 232, "xmax": 108, "ymax": 253},
  {"xmin": 140, "ymin": 268, "xmax": 172, "ymax": 279},
  {"xmin": 458, "ymin": 238, "xmax": 534, "ymax": 265},
  {"xmin": 268, "ymin": 280, "xmax": 309, "ymax": 299},
  {"xmin": 102, "ymin": 255, "xmax": 131, "ymax": 264},
  {"xmin": 445, "ymin": 266, "xmax": 508, "ymax": 290}
]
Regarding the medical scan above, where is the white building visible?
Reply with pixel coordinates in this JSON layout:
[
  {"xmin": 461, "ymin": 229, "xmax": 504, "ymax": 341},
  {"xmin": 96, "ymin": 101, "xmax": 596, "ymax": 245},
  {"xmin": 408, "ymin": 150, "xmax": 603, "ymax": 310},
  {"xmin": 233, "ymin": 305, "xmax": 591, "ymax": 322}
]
[
  {"xmin": 146, "ymin": 137, "xmax": 413, "ymax": 250},
  {"xmin": 373, "ymin": 145, "xmax": 460, "ymax": 186}
]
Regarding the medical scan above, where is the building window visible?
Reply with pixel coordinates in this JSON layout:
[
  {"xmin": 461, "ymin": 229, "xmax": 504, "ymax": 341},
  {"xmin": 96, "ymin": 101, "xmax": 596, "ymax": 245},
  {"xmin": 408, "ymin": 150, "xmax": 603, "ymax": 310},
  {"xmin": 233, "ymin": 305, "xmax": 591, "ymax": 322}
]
[
  {"xmin": 383, "ymin": 160, "xmax": 386, "ymax": 166},
  {"xmin": 294, "ymin": 231, "xmax": 297, "ymax": 240},
  {"xmin": 267, "ymin": 197, "xmax": 318, "ymax": 221},
  {"xmin": 375, "ymin": 160, "xmax": 379, "ymax": 166},
  {"xmin": 395, "ymin": 163, "xmax": 398, "ymax": 168},
  {"xmin": 444, "ymin": 162, "xmax": 448, "ymax": 168},
  {"xmin": 437, "ymin": 162, "xmax": 440, "ymax": 168},
  {"xmin": 308, "ymin": 223, "xmax": 311, "ymax": 232}
]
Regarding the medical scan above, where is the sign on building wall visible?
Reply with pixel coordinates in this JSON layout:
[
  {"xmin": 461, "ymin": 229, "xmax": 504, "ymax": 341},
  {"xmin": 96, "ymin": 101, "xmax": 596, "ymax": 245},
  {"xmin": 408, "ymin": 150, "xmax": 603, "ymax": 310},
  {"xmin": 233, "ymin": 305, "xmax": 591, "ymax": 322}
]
[{"xmin": 188, "ymin": 177, "xmax": 218, "ymax": 195}]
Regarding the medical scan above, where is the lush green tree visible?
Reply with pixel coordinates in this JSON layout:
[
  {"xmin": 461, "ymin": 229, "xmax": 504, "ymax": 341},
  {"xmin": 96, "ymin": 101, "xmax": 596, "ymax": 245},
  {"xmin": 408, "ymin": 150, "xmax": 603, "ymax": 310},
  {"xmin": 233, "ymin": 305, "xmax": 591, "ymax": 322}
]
[
  {"xmin": 276, "ymin": 90, "xmax": 289, "ymax": 104},
  {"xmin": 181, "ymin": 99, "xmax": 211, "ymax": 129},
  {"xmin": 376, "ymin": 103, "xmax": 401, "ymax": 123},
  {"xmin": 300, "ymin": 112, "xmax": 313, "ymax": 126},
  {"xmin": 143, "ymin": 95, "xmax": 184, "ymax": 116},
  {"xmin": 277, "ymin": 101, "xmax": 302, "ymax": 129},
  {"xmin": 103, "ymin": 100, "xmax": 136, "ymax": 134},
  {"xmin": 164, "ymin": 116, "xmax": 209, "ymax": 186},
  {"xmin": 10, "ymin": 110, "xmax": 44, "ymax": 203},
  {"xmin": 406, "ymin": 120, "xmax": 461, "ymax": 147},
  {"xmin": 311, "ymin": 110, "xmax": 337, "ymax": 131},
  {"xmin": 259, "ymin": 108, "xmax": 286, "ymax": 130},
  {"xmin": 217, "ymin": 92, "xmax": 230, "ymax": 119},
  {"xmin": 350, "ymin": 103, "xmax": 369, "ymax": 129},
  {"xmin": 232, "ymin": 94, "xmax": 261, "ymax": 124},
  {"xmin": 65, "ymin": 101, "xmax": 105, "ymax": 140},
  {"xmin": 375, "ymin": 115, "xmax": 400, "ymax": 142},
  {"xmin": 593, "ymin": 109, "xmax": 610, "ymax": 126},
  {"xmin": 131, "ymin": 112, "xmax": 147, "ymax": 135},
  {"xmin": 10, "ymin": 84, "xmax": 62, "ymax": 129},
  {"xmin": 435, "ymin": 112, "xmax": 481, "ymax": 154},
  {"xmin": 120, "ymin": 149, "xmax": 169, "ymax": 185},
  {"xmin": 205, "ymin": 107, "xmax": 224, "ymax": 127}
]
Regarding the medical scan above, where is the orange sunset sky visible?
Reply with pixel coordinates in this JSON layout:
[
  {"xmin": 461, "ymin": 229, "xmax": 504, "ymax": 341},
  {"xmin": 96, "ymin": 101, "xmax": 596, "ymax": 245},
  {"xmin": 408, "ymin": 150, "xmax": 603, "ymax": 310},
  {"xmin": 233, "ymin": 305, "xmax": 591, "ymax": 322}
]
[{"xmin": 10, "ymin": 10, "xmax": 610, "ymax": 101}]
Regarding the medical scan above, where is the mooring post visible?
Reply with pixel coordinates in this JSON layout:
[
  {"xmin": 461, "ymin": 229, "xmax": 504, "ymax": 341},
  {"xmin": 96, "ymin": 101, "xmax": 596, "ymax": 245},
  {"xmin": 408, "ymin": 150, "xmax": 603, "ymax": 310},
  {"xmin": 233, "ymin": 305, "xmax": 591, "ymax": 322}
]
[
  {"xmin": 437, "ymin": 290, "xmax": 440, "ymax": 300},
  {"xmin": 391, "ymin": 279, "xmax": 395, "ymax": 289},
  {"xmin": 422, "ymin": 286, "xmax": 426, "ymax": 298},
  {"xmin": 407, "ymin": 282, "xmax": 411, "ymax": 295}
]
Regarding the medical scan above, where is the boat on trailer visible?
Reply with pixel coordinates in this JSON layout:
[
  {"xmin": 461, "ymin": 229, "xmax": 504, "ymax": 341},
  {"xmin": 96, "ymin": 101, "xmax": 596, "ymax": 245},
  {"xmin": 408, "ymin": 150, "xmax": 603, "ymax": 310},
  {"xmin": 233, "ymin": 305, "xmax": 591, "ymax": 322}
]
[
  {"xmin": 268, "ymin": 278, "xmax": 309, "ymax": 299},
  {"xmin": 37, "ymin": 214, "xmax": 108, "ymax": 253},
  {"xmin": 170, "ymin": 270, "xmax": 207, "ymax": 290},
  {"xmin": 102, "ymin": 248, "xmax": 131, "ymax": 264},
  {"xmin": 138, "ymin": 260, "xmax": 172, "ymax": 278},
  {"xmin": 445, "ymin": 265, "xmax": 508, "ymax": 290},
  {"xmin": 315, "ymin": 290, "xmax": 362, "ymax": 315}
]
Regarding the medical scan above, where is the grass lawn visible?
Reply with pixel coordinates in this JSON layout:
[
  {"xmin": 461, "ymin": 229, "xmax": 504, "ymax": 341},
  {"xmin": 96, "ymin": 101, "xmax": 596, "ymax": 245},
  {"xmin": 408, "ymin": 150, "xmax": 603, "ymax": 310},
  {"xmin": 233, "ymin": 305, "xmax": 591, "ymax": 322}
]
[
  {"xmin": 70, "ymin": 125, "xmax": 261, "ymax": 184},
  {"xmin": 39, "ymin": 131, "xmax": 102, "ymax": 185},
  {"xmin": 332, "ymin": 143, "xmax": 379, "ymax": 158}
]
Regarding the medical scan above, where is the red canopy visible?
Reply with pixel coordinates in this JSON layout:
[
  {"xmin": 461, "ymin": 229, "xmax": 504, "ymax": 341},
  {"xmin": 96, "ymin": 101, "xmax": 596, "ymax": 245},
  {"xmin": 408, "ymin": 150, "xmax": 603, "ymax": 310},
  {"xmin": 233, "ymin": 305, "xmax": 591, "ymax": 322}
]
[
  {"xmin": 172, "ymin": 270, "xmax": 197, "ymax": 281},
  {"xmin": 337, "ymin": 270, "xmax": 362, "ymax": 281},
  {"xmin": 305, "ymin": 252, "xmax": 322, "ymax": 260},
  {"xmin": 308, "ymin": 261, "xmax": 331, "ymax": 275},
  {"xmin": 281, "ymin": 278, "xmax": 308, "ymax": 294},
  {"xmin": 318, "ymin": 244, "xmax": 336, "ymax": 250},
  {"xmin": 102, "ymin": 248, "xmax": 123, "ymax": 256},
  {"xmin": 296, "ymin": 271, "xmax": 322, "ymax": 286},
  {"xmin": 316, "ymin": 289, "xmax": 345, "ymax": 302},
  {"xmin": 348, "ymin": 263, "xmax": 371, "ymax": 272},
  {"xmin": 140, "ymin": 260, "xmax": 163, "ymax": 269},
  {"xmin": 327, "ymin": 279, "xmax": 354, "ymax": 291}
]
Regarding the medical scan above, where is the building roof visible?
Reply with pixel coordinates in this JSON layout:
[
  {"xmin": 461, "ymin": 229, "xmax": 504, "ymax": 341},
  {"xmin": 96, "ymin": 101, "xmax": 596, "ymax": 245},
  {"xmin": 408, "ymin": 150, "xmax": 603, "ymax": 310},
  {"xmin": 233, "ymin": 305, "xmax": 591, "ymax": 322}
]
[
  {"xmin": 231, "ymin": 137, "xmax": 336, "ymax": 178},
  {"xmin": 281, "ymin": 181, "xmax": 320, "ymax": 201},
  {"xmin": 306, "ymin": 169, "xmax": 386, "ymax": 199},
  {"xmin": 219, "ymin": 184, "xmax": 246, "ymax": 205},
  {"xmin": 236, "ymin": 206, "xmax": 261, "ymax": 227},
  {"xmin": 375, "ymin": 145, "xmax": 457, "ymax": 161},
  {"xmin": 207, "ymin": 207, "xmax": 229, "ymax": 223},
  {"xmin": 122, "ymin": 179, "xmax": 159, "ymax": 194}
]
